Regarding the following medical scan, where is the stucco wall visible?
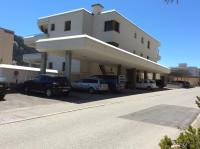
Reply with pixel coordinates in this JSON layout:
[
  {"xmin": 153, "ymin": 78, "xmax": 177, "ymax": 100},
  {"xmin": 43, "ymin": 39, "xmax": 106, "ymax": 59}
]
[
  {"xmin": 0, "ymin": 29, "xmax": 14, "ymax": 64},
  {"xmin": 91, "ymin": 12, "xmax": 160, "ymax": 62},
  {"xmin": 0, "ymin": 68, "xmax": 39, "ymax": 83},
  {"xmin": 43, "ymin": 10, "xmax": 84, "ymax": 38},
  {"xmin": 37, "ymin": 9, "xmax": 160, "ymax": 63}
]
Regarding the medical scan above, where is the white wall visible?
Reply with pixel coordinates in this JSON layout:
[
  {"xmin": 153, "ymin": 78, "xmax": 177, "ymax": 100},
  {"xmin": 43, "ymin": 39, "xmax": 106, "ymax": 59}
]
[
  {"xmin": 44, "ymin": 10, "xmax": 85, "ymax": 38},
  {"xmin": 38, "ymin": 9, "xmax": 160, "ymax": 62},
  {"xmin": 91, "ymin": 11, "xmax": 160, "ymax": 62}
]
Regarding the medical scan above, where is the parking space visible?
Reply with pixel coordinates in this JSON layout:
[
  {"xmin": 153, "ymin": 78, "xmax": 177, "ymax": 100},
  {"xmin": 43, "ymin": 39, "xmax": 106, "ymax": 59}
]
[{"xmin": 0, "ymin": 88, "xmax": 170, "ymax": 112}]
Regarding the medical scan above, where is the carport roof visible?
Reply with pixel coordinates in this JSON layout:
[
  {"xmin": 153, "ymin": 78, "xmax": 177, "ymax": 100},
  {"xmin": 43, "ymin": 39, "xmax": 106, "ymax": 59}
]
[{"xmin": 36, "ymin": 35, "xmax": 170, "ymax": 74}]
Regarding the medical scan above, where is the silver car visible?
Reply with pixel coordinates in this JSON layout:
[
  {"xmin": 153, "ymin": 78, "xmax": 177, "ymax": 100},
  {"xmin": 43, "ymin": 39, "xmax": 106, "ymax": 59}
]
[
  {"xmin": 71, "ymin": 78, "xmax": 109, "ymax": 94},
  {"xmin": 136, "ymin": 80, "xmax": 158, "ymax": 90}
]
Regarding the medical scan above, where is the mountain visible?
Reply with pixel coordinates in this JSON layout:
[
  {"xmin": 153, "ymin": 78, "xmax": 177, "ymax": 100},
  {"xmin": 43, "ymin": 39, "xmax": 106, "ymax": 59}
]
[{"xmin": 13, "ymin": 35, "xmax": 38, "ymax": 65}]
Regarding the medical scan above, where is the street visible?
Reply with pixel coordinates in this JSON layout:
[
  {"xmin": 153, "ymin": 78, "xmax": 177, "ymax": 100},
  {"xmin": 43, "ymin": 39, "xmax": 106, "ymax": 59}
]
[{"xmin": 0, "ymin": 87, "xmax": 200, "ymax": 149}]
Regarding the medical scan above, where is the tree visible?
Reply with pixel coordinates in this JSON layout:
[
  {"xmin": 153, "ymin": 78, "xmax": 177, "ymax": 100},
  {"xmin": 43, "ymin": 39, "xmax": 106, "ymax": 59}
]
[{"xmin": 165, "ymin": 0, "xmax": 179, "ymax": 4}]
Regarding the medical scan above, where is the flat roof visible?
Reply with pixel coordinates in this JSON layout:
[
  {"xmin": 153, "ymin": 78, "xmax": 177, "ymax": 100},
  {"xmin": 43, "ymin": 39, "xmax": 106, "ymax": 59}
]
[
  {"xmin": 0, "ymin": 64, "xmax": 58, "ymax": 73},
  {"xmin": 36, "ymin": 34, "xmax": 170, "ymax": 74},
  {"xmin": 0, "ymin": 27, "xmax": 14, "ymax": 34}
]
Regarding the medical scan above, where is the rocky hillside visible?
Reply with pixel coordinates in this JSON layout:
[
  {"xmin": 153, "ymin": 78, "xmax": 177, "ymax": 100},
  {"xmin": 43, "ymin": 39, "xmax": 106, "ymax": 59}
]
[{"xmin": 13, "ymin": 35, "xmax": 38, "ymax": 65}]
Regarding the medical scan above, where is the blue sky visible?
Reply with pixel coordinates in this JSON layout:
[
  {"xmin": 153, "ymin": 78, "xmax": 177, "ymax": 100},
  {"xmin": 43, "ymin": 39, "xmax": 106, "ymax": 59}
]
[{"xmin": 0, "ymin": 0, "xmax": 199, "ymax": 68}]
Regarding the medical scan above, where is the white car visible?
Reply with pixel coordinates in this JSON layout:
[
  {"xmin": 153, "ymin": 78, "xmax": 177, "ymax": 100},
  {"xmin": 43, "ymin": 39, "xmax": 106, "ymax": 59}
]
[
  {"xmin": 136, "ymin": 80, "xmax": 158, "ymax": 90},
  {"xmin": 71, "ymin": 78, "xmax": 109, "ymax": 94}
]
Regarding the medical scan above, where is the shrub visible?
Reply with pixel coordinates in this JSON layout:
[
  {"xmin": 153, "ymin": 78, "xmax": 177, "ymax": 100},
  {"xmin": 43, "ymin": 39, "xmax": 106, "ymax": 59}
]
[
  {"xmin": 196, "ymin": 96, "xmax": 200, "ymax": 108},
  {"xmin": 159, "ymin": 126, "xmax": 200, "ymax": 149}
]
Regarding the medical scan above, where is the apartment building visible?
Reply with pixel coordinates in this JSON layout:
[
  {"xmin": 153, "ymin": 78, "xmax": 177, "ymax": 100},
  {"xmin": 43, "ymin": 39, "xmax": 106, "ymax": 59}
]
[
  {"xmin": 0, "ymin": 28, "xmax": 14, "ymax": 64},
  {"xmin": 24, "ymin": 4, "xmax": 170, "ymax": 87}
]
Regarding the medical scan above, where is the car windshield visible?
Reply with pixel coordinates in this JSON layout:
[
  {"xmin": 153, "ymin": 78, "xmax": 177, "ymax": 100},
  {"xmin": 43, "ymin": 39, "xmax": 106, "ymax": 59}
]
[
  {"xmin": 53, "ymin": 77, "xmax": 68, "ymax": 83},
  {"xmin": 100, "ymin": 79, "xmax": 106, "ymax": 84}
]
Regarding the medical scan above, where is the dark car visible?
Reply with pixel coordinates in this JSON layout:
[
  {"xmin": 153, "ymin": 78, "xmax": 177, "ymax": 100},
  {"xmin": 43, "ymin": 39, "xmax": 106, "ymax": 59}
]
[
  {"xmin": 156, "ymin": 79, "xmax": 167, "ymax": 88},
  {"xmin": 23, "ymin": 75, "xmax": 71, "ymax": 97},
  {"xmin": 90, "ymin": 75, "xmax": 126, "ymax": 92},
  {"xmin": 176, "ymin": 81, "xmax": 191, "ymax": 88},
  {"xmin": 0, "ymin": 77, "xmax": 8, "ymax": 100}
]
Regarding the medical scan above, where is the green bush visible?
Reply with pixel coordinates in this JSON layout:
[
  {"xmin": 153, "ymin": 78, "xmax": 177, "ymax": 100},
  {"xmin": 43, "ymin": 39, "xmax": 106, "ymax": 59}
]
[
  {"xmin": 159, "ymin": 126, "xmax": 200, "ymax": 149},
  {"xmin": 196, "ymin": 96, "xmax": 200, "ymax": 108}
]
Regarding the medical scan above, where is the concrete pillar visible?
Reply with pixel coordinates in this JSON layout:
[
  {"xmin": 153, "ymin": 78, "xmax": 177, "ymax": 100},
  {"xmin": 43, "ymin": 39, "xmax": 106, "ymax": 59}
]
[
  {"xmin": 153, "ymin": 73, "xmax": 156, "ymax": 80},
  {"xmin": 144, "ymin": 71, "xmax": 148, "ymax": 80},
  {"xmin": 133, "ymin": 69, "xmax": 137, "ymax": 88},
  {"xmin": 126, "ymin": 68, "xmax": 137, "ymax": 89},
  {"xmin": 117, "ymin": 64, "xmax": 122, "ymax": 76},
  {"xmin": 64, "ymin": 51, "xmax": 72, "ymax": 81},
  {"xmin": 40, "ymin": 52, "xmax": 47, "ymax": 74},
  {"xmin": 136, "ymin": 70, "xmax": 140, "ymax": 82}
]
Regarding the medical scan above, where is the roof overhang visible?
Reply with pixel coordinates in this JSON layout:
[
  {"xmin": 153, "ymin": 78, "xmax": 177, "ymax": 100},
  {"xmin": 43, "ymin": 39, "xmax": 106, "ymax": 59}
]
[{"xmin": 36, "ymin": 35, "xmax": 170, "ymax": 74}]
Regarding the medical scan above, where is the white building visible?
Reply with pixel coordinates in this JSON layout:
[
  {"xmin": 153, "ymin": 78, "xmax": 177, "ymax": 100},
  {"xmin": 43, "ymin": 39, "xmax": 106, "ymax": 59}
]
[{"xmin": 24, "ymin": 4, "xmax": 170, "ymax": 88}]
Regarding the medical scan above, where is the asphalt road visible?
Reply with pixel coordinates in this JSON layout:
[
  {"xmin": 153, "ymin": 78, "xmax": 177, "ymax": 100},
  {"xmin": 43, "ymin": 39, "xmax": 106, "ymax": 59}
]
[{"xmin": 0, "ymin": 87, "xmax": 199, "ymax": 149}]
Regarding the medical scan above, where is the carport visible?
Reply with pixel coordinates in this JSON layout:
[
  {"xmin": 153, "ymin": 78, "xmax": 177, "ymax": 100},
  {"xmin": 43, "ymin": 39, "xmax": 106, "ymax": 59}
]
[{"xmin": 33, "ymin": 34, "xmax": 169, "ymax": 87}]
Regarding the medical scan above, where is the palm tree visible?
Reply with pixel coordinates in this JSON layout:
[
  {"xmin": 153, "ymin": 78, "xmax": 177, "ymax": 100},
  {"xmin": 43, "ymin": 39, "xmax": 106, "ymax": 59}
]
[{"xmin": 165, "ymin": 0, "xmax": 179, "ymax": 4}]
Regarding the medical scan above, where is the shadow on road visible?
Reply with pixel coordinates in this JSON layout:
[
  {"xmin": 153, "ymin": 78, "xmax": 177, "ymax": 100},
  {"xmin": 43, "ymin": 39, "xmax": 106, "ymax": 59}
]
[
  {"xmin": 5, "ymin": 88, "xmax": 171, "ymax": 104},
  {"xmin": 55, "ymin": 88, "xmax": 171, "ymax": 104}
]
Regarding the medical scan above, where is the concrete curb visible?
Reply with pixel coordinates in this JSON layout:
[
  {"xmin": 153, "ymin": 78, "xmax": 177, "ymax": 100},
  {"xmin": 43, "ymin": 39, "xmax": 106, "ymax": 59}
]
[{"xmin": 0, "ymin": 100, "xmax": 124, "ymax": 126}]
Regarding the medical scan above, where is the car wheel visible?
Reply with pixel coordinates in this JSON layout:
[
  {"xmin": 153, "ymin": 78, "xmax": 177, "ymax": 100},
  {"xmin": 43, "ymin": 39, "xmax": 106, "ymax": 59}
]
[
  {"xmin": 46, "ymin": 89, "xmax": 52, "ymax": 97},
  {"xmin": 0, "ymin": 94, "xmax": 5, "ymax": 101},
  {"xmin": 89, "ymin": 87, "xmax": 95, "ymax": 94},
  {"xmin": 24, "ymin": 87, "xmax": 29, "ymax": 94},
  {"xmin": 147, "ymin": 86, "xmax": 152, "ymax": 90}
]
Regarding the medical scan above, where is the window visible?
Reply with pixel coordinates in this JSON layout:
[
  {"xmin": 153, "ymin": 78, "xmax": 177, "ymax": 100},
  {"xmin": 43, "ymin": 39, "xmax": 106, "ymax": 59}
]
[
  {"xmin": 107, "ymin": 42, "xmax": 119, "ymax": 47},
  {"xmin": 51, "ymin": 24, "xmax": 55, "ymax": 31},
  {"xmin": 147, "ymin": 41, "xmax": 151, "ymax": 49},
  {"xmin": 64, "ymin": 21, "xmax": 71, "ymax": 31},
  {"xmin": 104, "ymin": 20, "xmax": 120, "ymax": 33},
  {"xmin": 83, "ymin": 79, "xmax": 98, "ymax": 83},
  {"xmin": 62, "ymin": 62, "xmax": 65, "ymax": 71},
  {"xmin": 48, "ymin": 62, "xmax": 53, "ymax": 69},
  {"xmin": 134, "ymin": 32, "xmax": 137, "ymax": 39},
  {"xmin": 141, "ymin": 37, "xmax": 144, "ymax": 44},
  {"xmin": 140, "ymin": 53, "xmax": 143, "ymax": 57}
]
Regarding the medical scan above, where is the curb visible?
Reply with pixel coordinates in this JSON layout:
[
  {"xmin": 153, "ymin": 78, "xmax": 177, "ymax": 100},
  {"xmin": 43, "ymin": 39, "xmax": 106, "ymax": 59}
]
[{"xmin": 0, "ymin": 100, "xmax": 123, "ymax": 126}]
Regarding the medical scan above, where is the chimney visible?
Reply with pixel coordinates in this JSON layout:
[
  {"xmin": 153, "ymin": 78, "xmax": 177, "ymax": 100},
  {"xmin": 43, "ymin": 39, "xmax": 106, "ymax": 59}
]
[{"xmin": 92, "ymin": 3, "xmax": 104, "ymax": 15}]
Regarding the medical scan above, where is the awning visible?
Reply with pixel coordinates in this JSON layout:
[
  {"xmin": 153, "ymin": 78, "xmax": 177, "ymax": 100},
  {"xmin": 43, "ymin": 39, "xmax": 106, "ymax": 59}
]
[{"xmin": 36, "ymin": 35, "xmax": 170, "ymax": 74}]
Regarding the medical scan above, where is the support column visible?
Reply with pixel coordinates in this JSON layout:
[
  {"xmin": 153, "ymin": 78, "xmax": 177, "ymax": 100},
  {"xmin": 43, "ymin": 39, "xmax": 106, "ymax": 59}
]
[
  {"xmin": 64, "ymin": 51, "xmax": 72, "ymax": 81},
  {"xmin": 144, "ymin": 71, "xmax": 148, "ymax": 80},
  {"xmin": 126, "ymin": 68, "xmax": 137, "ymax": 89},
  {"xmin": 133, "ymin": 69, "xmax": 137, "ymax": 89},
  {"xmin": 136, "ymin": 70, "xmax": 140, "ymax": 82},
  {"xmin": 117, "ymin": 64, "xmax": 122, "ymax": 76},
  {"xmin": 153, "ymin": 73, "xmax": 156, "ymax": 80},
  {"xmin": 40, "ymin": 52, "xmax": 47, "ymax": 74}
]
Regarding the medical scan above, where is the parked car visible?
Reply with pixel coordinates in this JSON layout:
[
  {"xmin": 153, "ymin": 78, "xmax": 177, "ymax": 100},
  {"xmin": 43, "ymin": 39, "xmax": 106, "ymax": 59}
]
[
  {"xmin": 0, "ymin": 77, "xmax": 8, "ymax": 100},
  {"xmin": 156, "ymin": 79, "xmax": 166, "ymax": 88},
  {"xmin": 176, "ymin": 81, "xmax": 191, "ymax": 88},
  {"xmin": 90, "ymin": 75, "xmax": 126, "ymax": 92},
  {"xmin": 71, "ymin": 78, "xmax": 109, "ymax": 94},
  {"xmin": 136, "ymin": 80, "xmax": 158, "ymax": 90},
  {"xmin": 23, "ymin": 75, "xmax": 71, "ymax": 97}
]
